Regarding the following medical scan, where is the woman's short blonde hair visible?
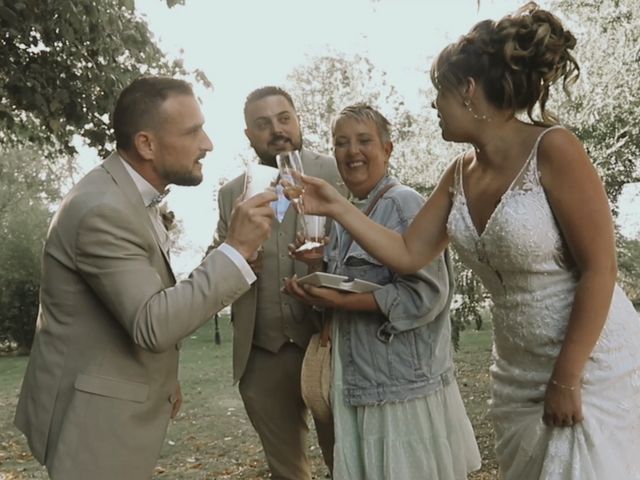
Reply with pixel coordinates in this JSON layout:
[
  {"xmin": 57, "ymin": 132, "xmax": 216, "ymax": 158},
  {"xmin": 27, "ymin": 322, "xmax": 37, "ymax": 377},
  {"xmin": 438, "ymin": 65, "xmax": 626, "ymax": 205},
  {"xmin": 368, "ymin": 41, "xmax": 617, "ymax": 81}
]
[{"xmin": 331, "ymin": 103, "xmax": 392, "ymax": 144}]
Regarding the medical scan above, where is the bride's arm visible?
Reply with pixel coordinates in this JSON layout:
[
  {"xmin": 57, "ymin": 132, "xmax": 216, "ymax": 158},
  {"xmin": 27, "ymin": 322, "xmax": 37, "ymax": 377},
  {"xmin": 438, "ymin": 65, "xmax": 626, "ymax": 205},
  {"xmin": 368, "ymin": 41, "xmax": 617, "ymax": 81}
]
[
  {"xmin": 299, "ymin": 161, "xmax": 456, "ymax": 275},
  {"xmin": 539, "ymin": 128, "xmax": 617, "ymax": 425}
]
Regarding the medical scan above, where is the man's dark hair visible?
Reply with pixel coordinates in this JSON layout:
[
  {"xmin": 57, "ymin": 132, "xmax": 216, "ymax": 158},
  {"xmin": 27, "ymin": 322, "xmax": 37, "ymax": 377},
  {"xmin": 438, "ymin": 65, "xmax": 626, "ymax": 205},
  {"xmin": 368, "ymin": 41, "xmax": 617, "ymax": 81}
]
[
  {"xmin": 112, "ymin": 76, "xmax": 194, "ymax": 150},
  {"xmin": 243, "ymin": 86, "xmax": 296, "ymax": 121}
]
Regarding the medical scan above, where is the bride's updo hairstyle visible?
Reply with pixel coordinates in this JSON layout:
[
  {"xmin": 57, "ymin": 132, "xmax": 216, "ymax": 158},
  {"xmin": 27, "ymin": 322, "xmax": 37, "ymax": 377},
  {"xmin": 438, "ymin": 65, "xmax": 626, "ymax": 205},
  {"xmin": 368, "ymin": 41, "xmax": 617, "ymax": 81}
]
[{"xmin": 431, "ymin": 2, "xmax": 579, "ymax": 125}]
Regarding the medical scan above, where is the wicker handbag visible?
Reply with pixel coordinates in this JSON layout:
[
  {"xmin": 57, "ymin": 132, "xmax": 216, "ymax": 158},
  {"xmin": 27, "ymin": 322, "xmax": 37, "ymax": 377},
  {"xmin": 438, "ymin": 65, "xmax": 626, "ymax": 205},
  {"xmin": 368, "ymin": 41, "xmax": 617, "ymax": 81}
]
[{"xmin": 300, "ymin": 315, "xmax": 332, "ymax": 423}]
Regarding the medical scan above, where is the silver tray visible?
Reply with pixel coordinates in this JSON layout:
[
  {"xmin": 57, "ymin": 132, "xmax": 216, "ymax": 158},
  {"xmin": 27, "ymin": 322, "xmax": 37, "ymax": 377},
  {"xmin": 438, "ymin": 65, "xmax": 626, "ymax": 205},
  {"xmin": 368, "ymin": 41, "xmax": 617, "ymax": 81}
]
[{"xmin": 297, "ymin": 272, "xmax": 381, "ymax": 293}]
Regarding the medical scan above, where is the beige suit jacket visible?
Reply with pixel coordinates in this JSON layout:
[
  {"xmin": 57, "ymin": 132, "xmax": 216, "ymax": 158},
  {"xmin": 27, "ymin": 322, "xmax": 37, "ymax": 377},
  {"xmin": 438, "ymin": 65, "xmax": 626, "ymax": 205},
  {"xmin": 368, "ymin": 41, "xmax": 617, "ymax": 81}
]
[
  {"xmin": 213, "ymin": 150, "xmax": 344, "ymax": 382},
  {"xmin": 14, "ymin": 153, "xmax": 251, "ymax": 480}
]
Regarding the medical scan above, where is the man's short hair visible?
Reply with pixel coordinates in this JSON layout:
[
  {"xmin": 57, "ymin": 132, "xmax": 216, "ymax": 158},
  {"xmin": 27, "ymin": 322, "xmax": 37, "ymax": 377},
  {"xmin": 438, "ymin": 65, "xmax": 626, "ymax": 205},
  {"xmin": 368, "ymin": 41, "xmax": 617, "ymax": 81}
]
[
  {"xmin": 112, "ymin": 76, "xmax": 194, "ymax": 150},
  {"xmin": 243, "ymin": 86, "xmax": 296, "ymax": 122}
]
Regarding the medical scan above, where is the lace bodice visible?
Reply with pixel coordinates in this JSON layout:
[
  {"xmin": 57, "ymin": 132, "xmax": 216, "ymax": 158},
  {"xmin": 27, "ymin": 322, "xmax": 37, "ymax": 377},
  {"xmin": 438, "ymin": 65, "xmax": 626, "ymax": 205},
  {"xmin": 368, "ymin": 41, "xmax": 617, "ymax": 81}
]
[{"xmin": 447, "ymin": 125, "xmax": 576, "ymax": 303}]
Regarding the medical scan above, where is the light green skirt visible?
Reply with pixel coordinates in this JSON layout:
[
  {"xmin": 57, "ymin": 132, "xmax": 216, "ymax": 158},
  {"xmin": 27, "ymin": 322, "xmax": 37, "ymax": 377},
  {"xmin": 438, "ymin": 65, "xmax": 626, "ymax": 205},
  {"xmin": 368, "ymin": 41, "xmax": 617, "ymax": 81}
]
[{"xmin": 331, "ymin": 324, "xmax": 481, "ymax": 480}]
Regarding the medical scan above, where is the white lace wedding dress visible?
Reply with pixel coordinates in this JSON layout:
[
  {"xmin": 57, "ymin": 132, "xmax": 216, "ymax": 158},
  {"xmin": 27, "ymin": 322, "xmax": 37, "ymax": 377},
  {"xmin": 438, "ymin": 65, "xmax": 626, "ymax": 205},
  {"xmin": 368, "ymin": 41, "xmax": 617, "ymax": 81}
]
[{"xmin": 446, "ymin": 126, "xmax": 640, "ymax": 479}]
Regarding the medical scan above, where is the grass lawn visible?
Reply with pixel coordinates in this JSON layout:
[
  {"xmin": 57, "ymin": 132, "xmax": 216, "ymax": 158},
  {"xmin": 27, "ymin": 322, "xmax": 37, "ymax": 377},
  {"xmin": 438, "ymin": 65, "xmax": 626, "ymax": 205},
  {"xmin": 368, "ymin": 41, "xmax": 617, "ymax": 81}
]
[{"xmin": 0, "ymin": 317, "xmax": 496, "ymax": 479}]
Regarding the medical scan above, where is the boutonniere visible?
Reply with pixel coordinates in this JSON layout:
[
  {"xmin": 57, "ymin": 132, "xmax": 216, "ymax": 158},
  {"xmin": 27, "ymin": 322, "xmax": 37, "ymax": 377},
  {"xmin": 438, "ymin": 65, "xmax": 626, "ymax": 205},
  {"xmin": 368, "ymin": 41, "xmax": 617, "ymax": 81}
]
[{"xmin": 159, "ymin": 204, "xmax": 177, "ymax": 231}]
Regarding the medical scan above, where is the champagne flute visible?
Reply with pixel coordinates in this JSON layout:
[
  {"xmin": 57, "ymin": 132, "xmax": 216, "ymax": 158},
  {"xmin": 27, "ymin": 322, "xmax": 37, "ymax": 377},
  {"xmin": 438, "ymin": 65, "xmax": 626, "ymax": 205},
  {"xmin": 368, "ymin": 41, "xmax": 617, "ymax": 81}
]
[
  {"xmin": 276, "ymin": 151, "xmax": 327, "ymax": 255},
  {"xmin": 277, "ymin": 150, "xmax": 308, "ymax": 239}
]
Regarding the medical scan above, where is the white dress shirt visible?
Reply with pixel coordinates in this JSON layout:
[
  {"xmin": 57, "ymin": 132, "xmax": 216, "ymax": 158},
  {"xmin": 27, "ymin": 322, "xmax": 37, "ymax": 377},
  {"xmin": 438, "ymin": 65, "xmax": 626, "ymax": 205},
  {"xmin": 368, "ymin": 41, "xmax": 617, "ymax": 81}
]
[{"xmin": 119, "ymin": 157, "xmax": 256, "ymax": 284}]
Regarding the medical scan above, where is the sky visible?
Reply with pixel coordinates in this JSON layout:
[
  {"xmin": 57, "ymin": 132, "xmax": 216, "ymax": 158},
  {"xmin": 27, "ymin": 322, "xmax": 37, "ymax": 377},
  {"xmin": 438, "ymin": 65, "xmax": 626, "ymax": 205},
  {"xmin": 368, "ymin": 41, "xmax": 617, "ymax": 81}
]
[{"xmin": 77, "ymin": 0, "xmax": 638, "ymax": 275}]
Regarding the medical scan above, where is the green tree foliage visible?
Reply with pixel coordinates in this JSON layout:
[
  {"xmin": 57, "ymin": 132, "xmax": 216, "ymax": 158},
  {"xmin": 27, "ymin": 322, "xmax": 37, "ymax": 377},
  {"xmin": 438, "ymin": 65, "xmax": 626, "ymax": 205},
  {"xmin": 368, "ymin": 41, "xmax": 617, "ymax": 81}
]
[
  {"xmin": 0, "ymin": 0, "xmax": 209, "ymax": 159},
  {"xmin": 617, "ymin": 236, "xmax": 640, "ymax": 306},
  {"xmin": 0, "ymin": 0, "xmax": 203, "ymax": 352},
  {"xmin": 0, "ymin": 218, "xmax": 47, "ymax": 354},
  {"xmin": 552, "ymin": 0, "xmax": 640, "ymax": 207},
  {"xmin": 0, "ymin": 149, "xmax": 64, "ymax": 352},
  {"xmin": 450, "ymin": 251, "xmax": 489, "ymax": 349},
  {"xmin": 285, "ymin": 53, "xmax": 411, "ymax": 152},
  {"xmin": 390, "ymin": 103, "xmax": 460, "ymax": 199}
]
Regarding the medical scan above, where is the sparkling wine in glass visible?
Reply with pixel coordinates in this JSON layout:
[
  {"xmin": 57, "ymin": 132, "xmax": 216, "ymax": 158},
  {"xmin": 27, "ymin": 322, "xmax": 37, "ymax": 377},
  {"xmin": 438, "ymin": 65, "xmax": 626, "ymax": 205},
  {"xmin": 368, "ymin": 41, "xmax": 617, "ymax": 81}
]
[
  {"xmin": 276, "ymin": 150, "xmax": 305, "ymax": 203},
  {"xmin": 276, "ymin": 150, "xmax": 308, "ymax": 238},
  {"xmin": 283, "ymin": 183, "xmax": 304, "ymax": 201}
]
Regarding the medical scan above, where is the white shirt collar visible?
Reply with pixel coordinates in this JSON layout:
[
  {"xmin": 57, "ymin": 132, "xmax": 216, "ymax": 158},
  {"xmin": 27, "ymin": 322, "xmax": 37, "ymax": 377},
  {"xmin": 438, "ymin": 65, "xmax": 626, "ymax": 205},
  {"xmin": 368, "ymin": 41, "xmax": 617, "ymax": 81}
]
[{"xmin": 118, "ymin": 156, "xmax": 166, "ymax": 207}]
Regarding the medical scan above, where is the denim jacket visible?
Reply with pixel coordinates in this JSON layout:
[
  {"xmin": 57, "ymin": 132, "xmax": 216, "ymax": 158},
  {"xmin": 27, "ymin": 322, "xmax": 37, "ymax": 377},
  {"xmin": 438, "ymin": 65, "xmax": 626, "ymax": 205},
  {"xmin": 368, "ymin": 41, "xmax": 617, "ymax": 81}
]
[{"xmin": 326, "ymin": 176, "xmax": 455, "ymax": 406}]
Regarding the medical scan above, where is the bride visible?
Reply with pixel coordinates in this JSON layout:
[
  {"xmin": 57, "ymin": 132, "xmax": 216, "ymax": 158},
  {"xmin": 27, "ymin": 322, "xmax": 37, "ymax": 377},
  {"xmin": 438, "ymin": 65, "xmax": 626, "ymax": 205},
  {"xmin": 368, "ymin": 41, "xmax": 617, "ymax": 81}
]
[{"xmin": 294, "ymin": 3, "xmax": 640, "ymax": 479}]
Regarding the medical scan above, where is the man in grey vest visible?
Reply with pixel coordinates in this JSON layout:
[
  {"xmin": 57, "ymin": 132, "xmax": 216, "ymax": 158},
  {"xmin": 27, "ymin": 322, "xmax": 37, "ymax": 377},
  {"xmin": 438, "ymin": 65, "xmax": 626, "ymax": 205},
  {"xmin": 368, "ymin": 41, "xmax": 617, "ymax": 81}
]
[{"xmin": 210, "ymin": 86, "xmax": 344, "ymax": 479}]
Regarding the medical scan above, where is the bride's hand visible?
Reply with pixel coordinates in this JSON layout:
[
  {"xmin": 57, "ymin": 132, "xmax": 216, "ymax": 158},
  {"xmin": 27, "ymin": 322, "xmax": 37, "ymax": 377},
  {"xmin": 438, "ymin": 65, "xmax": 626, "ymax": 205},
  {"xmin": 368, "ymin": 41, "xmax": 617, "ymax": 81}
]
[
  {"xmin": 292, "ymin": 173, "xmax": 343, "ymax": 217},
  {"xmin": 542, "ymin": 379, "xmax": 583, "ymax": 427}
]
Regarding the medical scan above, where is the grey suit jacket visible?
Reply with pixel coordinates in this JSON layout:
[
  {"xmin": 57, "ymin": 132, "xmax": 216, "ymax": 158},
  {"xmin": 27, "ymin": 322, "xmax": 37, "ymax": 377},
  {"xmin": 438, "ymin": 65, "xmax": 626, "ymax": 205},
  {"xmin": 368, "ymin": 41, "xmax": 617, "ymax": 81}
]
[
  {"xmin": 213, "ymin": 150, "xmax": 344, "ymax": 382},
  {"xmin": 14, "ymin": 153, "xmax": 251, "ymax": 480}
]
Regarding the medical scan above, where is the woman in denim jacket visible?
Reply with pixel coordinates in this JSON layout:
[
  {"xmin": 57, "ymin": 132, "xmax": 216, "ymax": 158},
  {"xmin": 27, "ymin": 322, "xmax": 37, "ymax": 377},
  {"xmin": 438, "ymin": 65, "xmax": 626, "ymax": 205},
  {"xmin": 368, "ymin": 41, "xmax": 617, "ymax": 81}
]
[{"xmin": 285, "ymin": 104, "xmax": 480, "ymax": 479}]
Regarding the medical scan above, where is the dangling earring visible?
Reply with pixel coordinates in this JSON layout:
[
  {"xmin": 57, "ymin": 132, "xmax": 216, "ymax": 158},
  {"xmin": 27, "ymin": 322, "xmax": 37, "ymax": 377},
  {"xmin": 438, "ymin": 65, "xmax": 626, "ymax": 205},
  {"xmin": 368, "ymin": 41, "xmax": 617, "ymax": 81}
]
[{"xmin": 463, "ymin": 99, "xmax": 491, "ymax": 122}]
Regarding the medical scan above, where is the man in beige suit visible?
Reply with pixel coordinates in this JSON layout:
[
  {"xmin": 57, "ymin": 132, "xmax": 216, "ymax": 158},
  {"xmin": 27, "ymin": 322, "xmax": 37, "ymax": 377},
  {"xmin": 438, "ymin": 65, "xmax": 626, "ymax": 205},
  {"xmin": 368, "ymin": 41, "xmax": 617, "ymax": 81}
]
[
  {"xmin": 211, "ymin": 86, "xmax": 345, "ymax": 479},
  {"xmin": 14, "ymin": 77, "xmax": 276, "ymax": 480}
]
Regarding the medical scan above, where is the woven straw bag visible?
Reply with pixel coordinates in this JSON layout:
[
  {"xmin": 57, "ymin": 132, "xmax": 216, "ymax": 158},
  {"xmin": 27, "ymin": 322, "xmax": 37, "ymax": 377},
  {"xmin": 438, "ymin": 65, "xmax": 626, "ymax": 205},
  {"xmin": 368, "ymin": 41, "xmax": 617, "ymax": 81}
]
[{"xmin": 300, "ymin": 317, "xmax": 332, "ymax": 424}]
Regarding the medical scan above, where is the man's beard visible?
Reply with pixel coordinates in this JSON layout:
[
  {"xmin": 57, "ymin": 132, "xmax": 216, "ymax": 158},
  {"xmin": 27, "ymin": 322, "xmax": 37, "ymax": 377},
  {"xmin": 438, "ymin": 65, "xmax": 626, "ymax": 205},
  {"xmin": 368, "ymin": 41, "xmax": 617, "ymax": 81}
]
[
  {"xmin": 170, "ymin": 171, "xmax": 202, "ymax": 186},
  {"xmin": 255, "ymin": 133, "xmax": 303, "ymax": 167},
  {"xmin": 162, "ymin": 161, "xmax": 203, "ymax": 187}
]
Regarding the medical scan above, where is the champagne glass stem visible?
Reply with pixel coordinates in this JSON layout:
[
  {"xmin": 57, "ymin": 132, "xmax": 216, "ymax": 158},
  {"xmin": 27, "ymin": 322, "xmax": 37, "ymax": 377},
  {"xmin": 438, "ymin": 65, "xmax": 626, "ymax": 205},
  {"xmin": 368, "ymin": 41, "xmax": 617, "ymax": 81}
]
[{"xmin": 294, "ymin": 198, "xmax": 309, "ymax": 239}]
